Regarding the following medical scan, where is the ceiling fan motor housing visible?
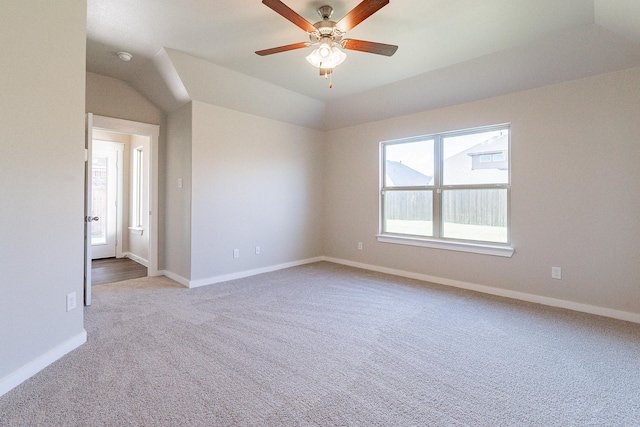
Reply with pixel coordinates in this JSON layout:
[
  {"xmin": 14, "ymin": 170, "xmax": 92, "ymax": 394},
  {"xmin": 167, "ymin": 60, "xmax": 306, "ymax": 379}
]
[
  {"xmin": 318, "ymin": 5, "xmax": 333, "ymax": 20},
  {"xmin": 310, "ymin": 6, "xmax": 343, "ymax": 44}
]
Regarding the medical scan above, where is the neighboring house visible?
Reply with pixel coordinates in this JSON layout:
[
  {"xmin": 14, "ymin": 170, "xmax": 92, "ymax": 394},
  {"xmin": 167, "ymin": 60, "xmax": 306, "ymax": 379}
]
[
  {"xmin": 385, "ymin": 160, "xmax": 432, "ymax": 186},
  {"xmin": 443, "ymin": 135, "xmax": 509, "ymax": 186}
]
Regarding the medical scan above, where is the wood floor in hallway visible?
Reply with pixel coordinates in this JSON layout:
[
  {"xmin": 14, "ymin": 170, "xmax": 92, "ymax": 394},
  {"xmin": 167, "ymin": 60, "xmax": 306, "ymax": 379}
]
[{"xmin": 92, "ymin": 257, "xmax": 147, "ymax": 285}]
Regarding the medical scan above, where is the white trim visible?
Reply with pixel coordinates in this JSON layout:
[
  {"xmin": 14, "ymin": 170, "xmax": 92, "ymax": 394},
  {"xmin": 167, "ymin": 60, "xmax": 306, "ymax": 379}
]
[
  {"xmin": 128, "ymin": 226, "xmax": 144, "ymax": 235},
  {"xmin": 376, "ymin": 234, "xmax": 515, "ymax": 257},
  {"xmin": 157, "ymin": 255, "xmax": 640, "ymax": 324},
  {"xmin": 158, "ymin": 270, "xmax": 190, "ymax": 288},
  {"xmin": 91, "ymin": 115, "xmax": 160, "ymax": 277},
  {"xmin": 115, "ymin": 144, "xmax": 124, "ymax": 259},
  {"xmin": 124, "ymin": 252, "xmax": 148, "ymax": 268},
  {"xmin": 160, "ymin": 257, "xmax": 324, "ymax": 289},
  {"xmin": 188, "ymin": 257, "xmax": 324, "ymax": 288},
  {"xmin": 0, "ymin": 330, "xmax": 87, "ymax": 397},
  {"xmin": 323, "ymin": 257, "xmax": 640, "ymax": 324}
]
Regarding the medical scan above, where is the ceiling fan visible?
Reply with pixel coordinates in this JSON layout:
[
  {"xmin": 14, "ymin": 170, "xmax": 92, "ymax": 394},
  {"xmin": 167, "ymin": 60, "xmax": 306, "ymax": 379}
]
[{"xmin": 256, "ymin": 0, "xmax": 398, "ymax": 83}]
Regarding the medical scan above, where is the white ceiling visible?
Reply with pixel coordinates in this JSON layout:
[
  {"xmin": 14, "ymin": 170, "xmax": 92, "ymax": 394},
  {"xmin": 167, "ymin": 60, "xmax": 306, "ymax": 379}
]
[{"xmin": 86, "ymin": 0, "xmax": 640, "ymax": 127}]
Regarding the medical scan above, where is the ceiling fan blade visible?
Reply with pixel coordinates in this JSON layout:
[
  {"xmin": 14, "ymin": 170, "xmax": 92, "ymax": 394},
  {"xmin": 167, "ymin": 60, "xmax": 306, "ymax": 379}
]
[
  {"xmin": 262, "ymin": 0, "xmax": 317, "ymax": 33},
  {"xmin": 255, "ymin": 42, "xmax": 310, "ymax": 56},
  {"xmin": 342, "ymin": 39, "xmax": 398, "ymax": 56},
  {"xmin": 336, "ymin": 0, "xmax": 390, "ymax": 33}
]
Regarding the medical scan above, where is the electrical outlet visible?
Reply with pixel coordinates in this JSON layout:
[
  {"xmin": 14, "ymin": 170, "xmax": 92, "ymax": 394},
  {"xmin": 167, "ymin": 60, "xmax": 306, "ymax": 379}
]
[
  {"xmin": 551, "ymin": 267, "xmax": 562, "ymax": 280},
  {"xmin": 233, "ymin": 249, "xmax": 240, "ymax": 259},
  {"xmin": 177, "ymin": 178, "xmax": 183, "ymax": 188},
  {"xmin": 357, "ymin": 242, "xmax": 363, "ymax": 250},
  {"xmin": 255, "ymin": 246, "xmax": 261, "ymax": 255},
  {"xmin": 66, "ymin": 292, "xmax": 77, "ymax": 312}
]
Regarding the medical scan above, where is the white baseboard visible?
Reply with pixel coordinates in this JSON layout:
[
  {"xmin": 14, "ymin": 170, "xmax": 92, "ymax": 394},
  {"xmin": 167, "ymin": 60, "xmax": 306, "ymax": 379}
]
[
  {"xmin": 0, "ymin": 330, "xmax": 87, "ymax": 397},
  {"xmin": 161, "ymin": 256, "xmax": 640, "ymax": 324},
  {"xmin": 158, "ymin": 269, "xmax": 190, "ymax": 288},
  {"xmin": 188, "ymin": 257, "xmax": 324, "ymax": 288},
  {"xmin": 160, "ymin": 257, "xmax": 324, "ymax": 289},
  {"xmin": 124, "ymin": 253, "xmax": 148, "ymax": 267},
  {"xmin": 323, "ymin": 257, "xmax": 640, "ymax": 324}
]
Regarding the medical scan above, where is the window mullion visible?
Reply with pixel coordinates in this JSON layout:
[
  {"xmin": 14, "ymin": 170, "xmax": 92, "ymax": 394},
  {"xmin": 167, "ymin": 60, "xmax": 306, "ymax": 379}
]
[{"xmin": 433, "ymin": 135, "xmax": 442, "ymax": 238}]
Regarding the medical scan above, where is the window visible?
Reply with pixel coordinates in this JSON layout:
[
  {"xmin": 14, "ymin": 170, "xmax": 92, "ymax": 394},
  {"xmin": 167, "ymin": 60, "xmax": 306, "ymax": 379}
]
[
  {"xmin": 379, "ymin": 125, "xmax": 512, "ymax": 256},
  {"xmin": 132, "ymin": 146, "xmax": 144, "ymax": 228}
]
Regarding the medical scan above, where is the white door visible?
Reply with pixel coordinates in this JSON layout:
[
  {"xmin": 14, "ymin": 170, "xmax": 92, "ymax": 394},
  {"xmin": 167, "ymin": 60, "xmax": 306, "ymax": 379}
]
[
  {"xmin": 84, "ymin": 114, "xmax": 94, "ymax": 306},
  {"xmin": 91, "ymin": 141, "xmax": 123, "ymax": 259}
]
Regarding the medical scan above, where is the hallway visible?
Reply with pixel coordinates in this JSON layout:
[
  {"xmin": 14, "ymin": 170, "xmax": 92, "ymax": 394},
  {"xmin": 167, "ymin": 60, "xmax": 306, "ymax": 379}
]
[{"xmin": 92, "ymin": 258, "xmax": 147, "ymax": 285}]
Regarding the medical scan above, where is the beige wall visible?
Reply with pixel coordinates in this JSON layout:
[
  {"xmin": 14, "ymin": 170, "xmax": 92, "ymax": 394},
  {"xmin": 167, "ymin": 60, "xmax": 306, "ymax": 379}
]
[
  {"xmin": 324, "ymin": 67, "xmax": 640, "ymax": 316},
  {"xmin": 188, "ymin": 101, "xmax": 325, "ymax": 282},
  {"xmin": 86, "ymin": 72, "xmax": 164, "ymax": 126},
  {"xmin": 0, "ymin": 0, "xmax": 87, "ymax": 385},
  {"xmin": 164, "ymin": 103, "xmax": 193, "ymax": 280}
]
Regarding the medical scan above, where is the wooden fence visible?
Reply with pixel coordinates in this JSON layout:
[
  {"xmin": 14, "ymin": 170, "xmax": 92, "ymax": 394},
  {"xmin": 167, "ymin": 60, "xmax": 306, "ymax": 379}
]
[{"xmin": 385, "ymin": 189, "xmax": 507, "ymax": 227}]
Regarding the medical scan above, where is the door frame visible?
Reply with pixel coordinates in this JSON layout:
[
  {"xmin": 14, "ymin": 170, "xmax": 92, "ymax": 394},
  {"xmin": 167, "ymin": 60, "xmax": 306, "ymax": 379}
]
[
  {"xmin": 91, "ymin": 115, "xmax": 160, "ymax": 277},
  {"xmin": 84, "ymin": 114, "xmax": 93, "ymax": 305}
]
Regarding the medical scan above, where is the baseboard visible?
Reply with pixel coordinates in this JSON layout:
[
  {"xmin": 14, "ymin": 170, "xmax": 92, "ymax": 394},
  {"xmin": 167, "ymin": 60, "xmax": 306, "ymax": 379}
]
[
  {"xmin": 188, "ymin": 256, "xmax": 324, "ymax": 288},
  {"xmin": 124, "ymin": 252, "xmax": 148, "ymax": 267},
  {"xmin": 323, "ymin": 257, "xmax": 640, "ymax": 324},
  {"xmin": 162, "ymin": 256, "xmax": 640, "ymax": 323},
  {"xmin": 158, "ymin": 270, "xmax": 190, "ymax": 288},
  {"xmin": 0, "ymin": 329, "xmax": 87, "ymax": 397}
]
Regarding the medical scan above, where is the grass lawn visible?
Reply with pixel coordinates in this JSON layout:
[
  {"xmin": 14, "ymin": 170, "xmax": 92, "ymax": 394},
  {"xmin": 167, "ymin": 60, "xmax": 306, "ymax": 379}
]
[{"xmin": 386, "ymin": 220, "xmax": 507, "ymax": 243}]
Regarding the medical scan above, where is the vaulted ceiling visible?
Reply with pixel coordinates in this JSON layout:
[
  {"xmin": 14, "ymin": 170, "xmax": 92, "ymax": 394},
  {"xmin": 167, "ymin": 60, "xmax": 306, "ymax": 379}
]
[{"xmin": 86, "ymin": 0, "xmax": 640, "ymax": 129}]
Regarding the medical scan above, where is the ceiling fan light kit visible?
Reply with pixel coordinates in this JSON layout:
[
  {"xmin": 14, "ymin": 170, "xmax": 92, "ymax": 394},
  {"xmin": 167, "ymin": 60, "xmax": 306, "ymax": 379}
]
[
  {"xmin": 257, "ymin": 0, "xmax": 398, "ymax": 87},
  {"xmin": 305, "ymin": 43, "xmax": 346, "ymax": 69}
]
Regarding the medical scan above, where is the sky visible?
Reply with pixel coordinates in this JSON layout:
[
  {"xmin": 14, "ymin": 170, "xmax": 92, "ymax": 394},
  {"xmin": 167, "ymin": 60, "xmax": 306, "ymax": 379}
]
[{"xmin": 384, "ymin": 129, "xmax": 508, "ymax": 175}]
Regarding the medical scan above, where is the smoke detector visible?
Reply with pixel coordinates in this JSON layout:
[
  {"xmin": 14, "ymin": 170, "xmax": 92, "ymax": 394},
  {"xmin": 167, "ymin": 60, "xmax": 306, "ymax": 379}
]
[{"xmin": 117, "ymin": 51, "xmax": 132, "ymax": 62}]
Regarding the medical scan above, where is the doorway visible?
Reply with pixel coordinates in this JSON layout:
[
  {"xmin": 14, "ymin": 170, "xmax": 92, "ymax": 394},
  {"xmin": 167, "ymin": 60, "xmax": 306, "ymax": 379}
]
[
  {"xmin": 91, "ymin": 140, "xmax": 123, "ymax": 260},
  {"xmin": 84, "ymin": 115, "xmax": 160, "ymax": 304}
]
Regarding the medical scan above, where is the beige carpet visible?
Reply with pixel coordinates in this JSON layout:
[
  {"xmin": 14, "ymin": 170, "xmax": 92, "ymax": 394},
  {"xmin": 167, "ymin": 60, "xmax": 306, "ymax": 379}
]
[{"xmin": 1, "ymin": 262, "xmax": 639, "ymax": 426}]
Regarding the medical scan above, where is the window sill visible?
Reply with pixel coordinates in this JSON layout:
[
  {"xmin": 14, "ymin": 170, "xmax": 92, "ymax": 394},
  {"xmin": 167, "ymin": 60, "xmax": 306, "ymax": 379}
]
[
  {"xmin": 376, "ymin": 234, "xmax": 514, "ymax": 257},
  {"xmin": 128, "ymin": 227, "xmax": 144, "ymax": 236}
]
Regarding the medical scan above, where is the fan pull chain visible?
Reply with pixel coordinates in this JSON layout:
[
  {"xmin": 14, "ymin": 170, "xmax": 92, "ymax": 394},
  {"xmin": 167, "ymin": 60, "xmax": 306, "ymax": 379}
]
[{"xmin": 319, "ymin": 62, "xmax": 333, "ymax": 88}]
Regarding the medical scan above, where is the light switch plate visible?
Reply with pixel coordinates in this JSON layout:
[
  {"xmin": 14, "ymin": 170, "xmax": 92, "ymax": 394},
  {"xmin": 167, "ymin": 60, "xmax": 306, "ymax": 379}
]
[{"xmin": 66, "ymin": 292, "xmax": 77, "ymax": 312}]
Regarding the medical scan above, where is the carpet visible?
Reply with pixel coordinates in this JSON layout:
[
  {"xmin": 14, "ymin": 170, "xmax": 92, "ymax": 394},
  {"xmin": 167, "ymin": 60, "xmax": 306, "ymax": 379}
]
[{"xmin": 1, "ymin": 262, "xmax": 639, "ymax": 426}]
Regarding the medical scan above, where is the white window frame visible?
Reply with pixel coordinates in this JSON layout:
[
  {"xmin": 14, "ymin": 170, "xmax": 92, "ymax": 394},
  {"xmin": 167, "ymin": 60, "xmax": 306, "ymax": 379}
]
[
  {"xmin": 377, "ymin": 124, "xmax": 514, "ymax": 257},
  {"xmin": 132, "ymin": 146, "xmax": 144, "ymax": 229}
]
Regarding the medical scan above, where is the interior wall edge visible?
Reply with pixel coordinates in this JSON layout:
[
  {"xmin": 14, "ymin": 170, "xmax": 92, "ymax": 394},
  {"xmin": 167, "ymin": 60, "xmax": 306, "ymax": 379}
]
[{"xmin": 158, "ymin": 270, "xmax": 190, "ymax": 288}]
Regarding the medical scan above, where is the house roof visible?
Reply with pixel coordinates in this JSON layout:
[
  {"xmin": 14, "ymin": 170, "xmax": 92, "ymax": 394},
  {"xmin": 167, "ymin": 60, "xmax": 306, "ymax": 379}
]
[
  {"xmin": 465, "ymin": 135, "xmax": 509, "ymax": 157},
  {"xmin": 385, "ymin": 160, "xmax": 432, "ymax": 187}
]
